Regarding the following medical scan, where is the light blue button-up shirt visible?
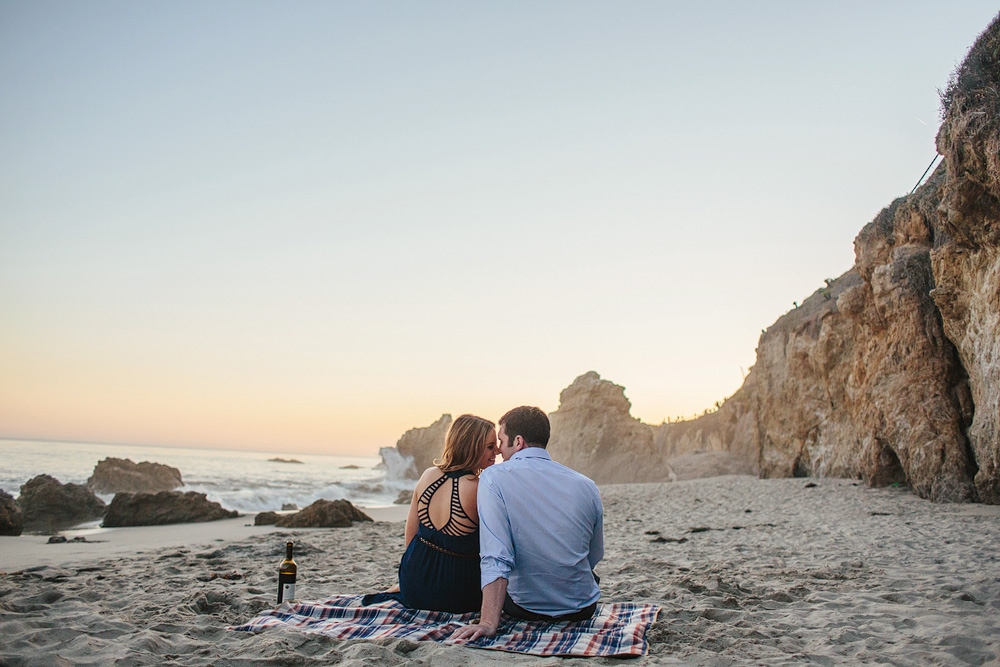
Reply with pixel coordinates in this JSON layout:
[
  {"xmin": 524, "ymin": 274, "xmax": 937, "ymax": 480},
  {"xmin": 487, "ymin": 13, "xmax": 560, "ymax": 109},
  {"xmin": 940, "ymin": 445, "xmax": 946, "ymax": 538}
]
[{"xmin": 478, "ymin": 448, "xmax": 604, "ymax": 616}]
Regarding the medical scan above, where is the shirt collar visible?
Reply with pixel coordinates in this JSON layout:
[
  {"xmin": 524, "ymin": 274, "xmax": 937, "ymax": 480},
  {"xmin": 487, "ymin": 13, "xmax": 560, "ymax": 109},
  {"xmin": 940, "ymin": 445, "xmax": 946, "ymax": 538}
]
[{"xmin": 510, "ymin": 447, "xmax": 552, "ymax": 462}]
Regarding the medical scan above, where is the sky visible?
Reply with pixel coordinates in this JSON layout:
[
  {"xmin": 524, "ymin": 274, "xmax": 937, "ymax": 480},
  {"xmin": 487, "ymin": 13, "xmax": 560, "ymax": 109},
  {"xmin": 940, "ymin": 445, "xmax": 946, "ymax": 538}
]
[{"xmin": 1, "ymin": 2, "xmax": 997, "ymax": 457}]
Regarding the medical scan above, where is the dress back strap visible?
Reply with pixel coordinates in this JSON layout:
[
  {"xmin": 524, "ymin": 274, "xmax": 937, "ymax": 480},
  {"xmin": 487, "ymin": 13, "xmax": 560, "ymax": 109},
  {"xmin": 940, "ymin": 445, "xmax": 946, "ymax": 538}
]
[{"xmin": 416, "ymin": 470, "xmax": 478, "ymax": 536}]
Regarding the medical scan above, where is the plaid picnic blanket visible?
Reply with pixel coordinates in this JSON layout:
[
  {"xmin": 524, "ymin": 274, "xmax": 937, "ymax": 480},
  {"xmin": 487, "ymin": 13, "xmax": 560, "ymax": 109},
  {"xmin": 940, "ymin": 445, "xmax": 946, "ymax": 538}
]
[{"xmin": 229, "ymin": 594, "xmax": 660, "ymax": 657}]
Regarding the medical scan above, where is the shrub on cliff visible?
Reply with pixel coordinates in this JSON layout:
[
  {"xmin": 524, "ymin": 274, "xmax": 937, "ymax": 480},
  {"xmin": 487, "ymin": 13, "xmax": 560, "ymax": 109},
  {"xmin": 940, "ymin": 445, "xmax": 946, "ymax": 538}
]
[{"xmin": 940, "ymin": 12, "xmax": 1000, "ymax": 123}]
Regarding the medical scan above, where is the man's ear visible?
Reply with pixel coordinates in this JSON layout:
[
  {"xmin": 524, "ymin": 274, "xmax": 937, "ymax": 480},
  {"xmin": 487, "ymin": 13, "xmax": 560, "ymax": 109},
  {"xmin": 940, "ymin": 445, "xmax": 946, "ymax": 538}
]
[{"xmin": 513, "ymin": 435, "xmax": 525, "ymax": 451}]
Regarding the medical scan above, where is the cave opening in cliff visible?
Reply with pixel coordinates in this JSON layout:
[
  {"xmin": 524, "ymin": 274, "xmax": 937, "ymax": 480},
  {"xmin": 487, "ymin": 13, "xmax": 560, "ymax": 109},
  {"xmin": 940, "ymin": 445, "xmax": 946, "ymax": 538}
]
[{"xmin": 871, "ymin": 445, "xmax": 908, "ymax": 488}]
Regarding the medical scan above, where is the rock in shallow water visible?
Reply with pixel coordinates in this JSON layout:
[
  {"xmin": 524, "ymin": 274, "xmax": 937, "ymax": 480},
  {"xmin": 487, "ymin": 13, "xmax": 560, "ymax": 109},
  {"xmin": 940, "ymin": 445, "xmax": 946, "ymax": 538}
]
[
  {"xmin": 102, "ymin": 491, "xmax": 238, "ymax": 527},
  {"xmin": 254, "ymin": 511, "xmax": 280, "ymax": 525},
  {"xmin": 87, "ymin": 457, "xmax": 183, "ymax": 494},
  {"xmin": 275, "ymin": 499, "xmax": 372, "ymax": 527},
  {"xmin": 0, "ymin": 489, "xmax": 23, "ymax": 536},
  {"xmin": 19, "ymin": 474, "xmax": 106, "ymax": 533}
]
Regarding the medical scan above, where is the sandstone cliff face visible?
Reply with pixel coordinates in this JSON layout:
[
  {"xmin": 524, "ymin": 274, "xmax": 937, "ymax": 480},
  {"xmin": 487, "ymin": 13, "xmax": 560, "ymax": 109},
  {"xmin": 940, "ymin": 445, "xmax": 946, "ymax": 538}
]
[
  {"xmin": 840, "ymin": 184, "xmax": 978, "ymax": 502},
  {"xmin": 392, "ymin": 414, "xmax": 452, "ymax": 480},
  {"xmin": 667, "ymin": 16, "xmax": 1000, "ymax": 503},
  {"xmin": 743, "ymin": 271, "xmax": 863, "ymax": 482},
  {"xmin": 930, "ymin": 25, "xmax": 1000, "ymax": 502}
]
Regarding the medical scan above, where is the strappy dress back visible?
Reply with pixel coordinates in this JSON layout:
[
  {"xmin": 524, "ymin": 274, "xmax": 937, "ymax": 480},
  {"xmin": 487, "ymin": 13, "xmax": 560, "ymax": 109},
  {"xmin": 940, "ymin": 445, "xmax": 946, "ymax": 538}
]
[
  {"xmin": 392, "ymin": 469, "xmax": 482, "ymax": 612},
  {"xmin": 416, "ymin": 470, "xmax": 477, "ymax": 537}
]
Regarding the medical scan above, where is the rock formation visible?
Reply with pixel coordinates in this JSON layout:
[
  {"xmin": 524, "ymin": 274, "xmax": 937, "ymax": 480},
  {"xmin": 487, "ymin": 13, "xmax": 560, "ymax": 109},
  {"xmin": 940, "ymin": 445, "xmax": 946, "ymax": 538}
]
[
  {"xmin": 385, "ymin": 414, "xmax": 452, "ymax": 480},
  {"xmin": 274, "ymin": 499, "xmax": 373, "ymax": 528},
  {"xmin": 547, "ymin": 372, "xmax": 664, "ymax": 483},
  {"xmin": 0, "ymin": 490, "xmax": 23, "ymax": 536},
  {"xmin": 254, "ymin": 511, "xmax": 280, "ymax": 525},
  {"xmin": 102, "ymin": 491, "xmax": 237, "ymax": 527},
  {"xmin": 18, "ymin": 475, "xmax": 107, "ymax": 533},
  {"xmin": 547, "ymin": 372, "xmax": 754, "ymax": 484},
  {"xmin": 87, "ymin": 458, "xmax": 183, "ymax": 494},
  {"xmin": 929, "ymin": 23, "xmax": 1000, "ymax": 502}
]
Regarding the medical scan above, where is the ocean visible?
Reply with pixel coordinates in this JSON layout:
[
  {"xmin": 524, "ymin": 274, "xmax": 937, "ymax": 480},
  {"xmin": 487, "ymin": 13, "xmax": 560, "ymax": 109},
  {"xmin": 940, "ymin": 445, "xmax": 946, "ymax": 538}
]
[{"xmin": 0, "ymin": 438, "xmax": 413, "ymax": 514}]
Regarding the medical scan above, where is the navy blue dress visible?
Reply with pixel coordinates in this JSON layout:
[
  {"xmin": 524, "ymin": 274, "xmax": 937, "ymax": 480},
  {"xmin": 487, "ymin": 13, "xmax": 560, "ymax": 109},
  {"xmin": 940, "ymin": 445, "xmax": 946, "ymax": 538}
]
[{"xmin": 364, "ymin": 470, "xmax": 481, "ymax": 613}]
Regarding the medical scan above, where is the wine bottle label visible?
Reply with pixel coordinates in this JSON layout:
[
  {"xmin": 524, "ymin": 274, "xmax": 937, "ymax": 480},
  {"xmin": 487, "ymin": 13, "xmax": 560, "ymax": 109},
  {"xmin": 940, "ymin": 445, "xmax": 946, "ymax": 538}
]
[{"xmin": 281, "ymin": 582, "xmax": 295, "ymax": 602}]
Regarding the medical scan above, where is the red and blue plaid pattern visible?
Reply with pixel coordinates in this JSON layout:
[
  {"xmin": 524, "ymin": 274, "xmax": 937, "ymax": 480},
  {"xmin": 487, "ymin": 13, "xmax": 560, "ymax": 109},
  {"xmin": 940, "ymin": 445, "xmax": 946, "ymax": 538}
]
[{"xmin": 229, "ymin": 594, "xmax": 659, "ymax": 657}]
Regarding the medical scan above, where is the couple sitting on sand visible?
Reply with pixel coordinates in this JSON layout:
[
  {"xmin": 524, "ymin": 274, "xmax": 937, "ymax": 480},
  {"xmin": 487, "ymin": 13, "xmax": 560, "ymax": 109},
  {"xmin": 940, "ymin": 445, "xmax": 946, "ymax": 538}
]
[{"xmin": 364, "ymin": 406, "xmax": 604, "ymax": 640}]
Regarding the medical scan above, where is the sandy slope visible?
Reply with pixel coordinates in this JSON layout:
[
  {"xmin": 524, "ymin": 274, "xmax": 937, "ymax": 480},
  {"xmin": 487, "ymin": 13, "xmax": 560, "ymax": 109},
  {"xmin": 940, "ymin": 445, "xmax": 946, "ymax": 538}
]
[{"xmin": 1, "ymin": 477, "xmax": 998, "ymax": 666}]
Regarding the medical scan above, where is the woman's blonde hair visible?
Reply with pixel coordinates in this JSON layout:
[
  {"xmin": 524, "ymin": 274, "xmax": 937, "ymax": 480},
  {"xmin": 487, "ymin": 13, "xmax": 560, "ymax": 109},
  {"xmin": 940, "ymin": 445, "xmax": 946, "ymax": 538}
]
[{"xmin": 435, "ymin": 414, "xmax": 495, "ymax": 474}]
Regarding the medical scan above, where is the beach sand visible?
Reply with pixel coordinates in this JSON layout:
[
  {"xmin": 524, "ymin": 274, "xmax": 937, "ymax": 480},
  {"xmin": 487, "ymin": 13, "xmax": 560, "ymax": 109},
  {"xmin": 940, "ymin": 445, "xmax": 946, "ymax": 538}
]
[{"xmin": 1, "ymin": 477, "xmax": 998, "ymax": 666}]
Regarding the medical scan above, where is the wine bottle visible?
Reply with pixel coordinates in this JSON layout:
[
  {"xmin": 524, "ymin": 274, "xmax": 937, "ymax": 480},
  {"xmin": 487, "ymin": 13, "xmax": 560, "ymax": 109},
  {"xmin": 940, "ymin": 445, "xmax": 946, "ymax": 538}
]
[{"xmin": 277, "ymin": 541, "xmax": 297, "ymax": 604}]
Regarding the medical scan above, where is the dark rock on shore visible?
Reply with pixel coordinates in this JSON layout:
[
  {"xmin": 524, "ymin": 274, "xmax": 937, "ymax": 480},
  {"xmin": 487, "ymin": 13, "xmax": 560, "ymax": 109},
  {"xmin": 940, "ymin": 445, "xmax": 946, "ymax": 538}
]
[
  {"xmin": 19, "ymin": 475, "xmax": 106, "ymax": 533},
  {"xmin": 87, "ymin": 458, "xmax": 183, "ymax": 494},
  {"xmin": 0, "ymin": 490, "xmax": 23, "ymax": 536},
  {"xmin": 394, "ymin": 489, "xmax": 413, "ymax": 505},
  {"xmin": 275, "ymin": 499, "xmax": 373, "ymax": 528},
  {"xmin": 254, "ymin": 511, "xmax": 280, "ymax": 525},
  {"xmin": 102, "ymin": 491, "xmax": 238, "ymax": 527}
]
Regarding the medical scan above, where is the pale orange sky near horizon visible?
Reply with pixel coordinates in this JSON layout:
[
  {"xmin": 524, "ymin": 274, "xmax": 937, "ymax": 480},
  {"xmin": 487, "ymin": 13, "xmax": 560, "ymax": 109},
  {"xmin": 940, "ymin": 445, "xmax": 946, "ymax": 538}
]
[{"xmin": 3, "ymin": 2, "xmax": 998, "ymax": 457}]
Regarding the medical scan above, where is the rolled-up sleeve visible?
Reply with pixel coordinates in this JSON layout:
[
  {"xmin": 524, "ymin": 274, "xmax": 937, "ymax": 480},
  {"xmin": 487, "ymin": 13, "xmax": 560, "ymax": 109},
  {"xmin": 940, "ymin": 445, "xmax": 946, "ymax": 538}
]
[{"xmin": 478, "ymin": 470, "xmax": 514, "ymax": 588}]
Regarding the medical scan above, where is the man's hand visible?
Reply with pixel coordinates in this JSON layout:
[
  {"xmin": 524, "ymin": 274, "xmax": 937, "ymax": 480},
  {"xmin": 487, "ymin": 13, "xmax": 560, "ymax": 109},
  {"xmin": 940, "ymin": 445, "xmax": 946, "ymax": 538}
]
[
  {"xmin": 449, "ymin": 620, "xmax": 497, "ymax": 642},
  {"xmin": 450, "ymin": 578, "xmax": 507, "ymax": 642}
]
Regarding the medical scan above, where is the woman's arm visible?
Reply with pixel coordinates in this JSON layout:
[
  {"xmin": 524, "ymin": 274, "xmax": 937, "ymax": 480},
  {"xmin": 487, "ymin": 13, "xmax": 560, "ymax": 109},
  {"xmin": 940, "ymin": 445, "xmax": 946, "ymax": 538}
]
[
  {"xmin": 403, "ymin": 484, "xmax": 419, "ymax": 548},
  {"xmin": 404, "ymin": 467, "xmax": 437, "ymax": 547}
]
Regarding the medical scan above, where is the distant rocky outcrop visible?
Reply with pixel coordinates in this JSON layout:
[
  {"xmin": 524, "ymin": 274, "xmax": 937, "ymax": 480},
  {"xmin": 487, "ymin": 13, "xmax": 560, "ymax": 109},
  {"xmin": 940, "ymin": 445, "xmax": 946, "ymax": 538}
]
[
  {"xmin": 274, "ymin": 499, "xmax": 373, "ymax": 527},
  {"xmin": 384, "ymin": 414, "xmax": 452, "ymax": 480},
  {"xmin": 102, "ymin": 491, "xmax": 237, "ymax": 527},
  {"xmin": 548, "ymin": 372, "xmax": 665, "ymax": 483},
  {"xmin": 19, "ymin": 475, "xmax": 106, "ymax": 533},
  {"xmin": 547, "ymin": 372, "xmax": 755, "ymax": 484},
  {"xmin": 268, "ymin": 457, "xmax": 303, "ymax": 464},
  {"xmin": 0, "ymin": 490, "xmax": 23, "ymax": 536},
  {"xmin": 87, "ymin": 458, "xmax": 183, "ymax": 494}
]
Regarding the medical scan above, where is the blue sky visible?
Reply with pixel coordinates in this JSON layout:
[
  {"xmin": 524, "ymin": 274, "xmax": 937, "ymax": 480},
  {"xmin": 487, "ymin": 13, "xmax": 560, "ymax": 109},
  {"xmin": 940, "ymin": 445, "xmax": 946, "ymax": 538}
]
[{"xmin": 2, "ymin": 2, "xmax": 997, "ymax": 455}]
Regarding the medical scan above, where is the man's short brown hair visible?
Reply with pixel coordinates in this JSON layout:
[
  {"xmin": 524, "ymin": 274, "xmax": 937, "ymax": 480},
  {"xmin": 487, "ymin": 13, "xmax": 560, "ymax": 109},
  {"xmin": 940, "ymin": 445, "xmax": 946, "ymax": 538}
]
[{"xmin": 498, "ymin": 406, "xmax": 550, "ymax": 448}]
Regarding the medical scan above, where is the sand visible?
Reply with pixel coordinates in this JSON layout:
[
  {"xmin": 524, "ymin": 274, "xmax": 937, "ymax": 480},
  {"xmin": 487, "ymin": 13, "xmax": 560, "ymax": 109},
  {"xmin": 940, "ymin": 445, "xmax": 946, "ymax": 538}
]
[{"xmin": 1, "ymin": 477, "xmax": 998, "ymax": 666}]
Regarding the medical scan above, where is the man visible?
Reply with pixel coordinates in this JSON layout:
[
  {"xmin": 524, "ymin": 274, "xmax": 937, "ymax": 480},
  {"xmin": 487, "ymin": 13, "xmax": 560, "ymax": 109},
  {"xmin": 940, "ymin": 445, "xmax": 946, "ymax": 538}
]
[{"xmin": 451, "ymin": 405, "xmax": 604, "ymax": 641}]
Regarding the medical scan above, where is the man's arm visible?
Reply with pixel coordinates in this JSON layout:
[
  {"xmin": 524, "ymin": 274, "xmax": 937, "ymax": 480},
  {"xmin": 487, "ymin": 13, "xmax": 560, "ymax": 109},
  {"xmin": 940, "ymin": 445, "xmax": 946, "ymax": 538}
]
[
  {"xmin": 449, "ymin": 578, "xmax": 506, "ymax": 641},
  {"xmin": 588, "ymin": 491, "xmax": 604, "ymax": 570},
  {"xmin": 450, "ymin": 469, "xmax": 513, "ymax": 641}
]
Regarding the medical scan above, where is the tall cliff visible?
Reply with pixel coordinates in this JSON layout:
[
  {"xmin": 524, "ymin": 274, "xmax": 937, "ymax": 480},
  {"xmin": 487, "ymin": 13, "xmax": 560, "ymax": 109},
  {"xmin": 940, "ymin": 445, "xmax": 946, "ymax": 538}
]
[
  {"xmin": 659, "ymin": 15, "xmax": 1000, "ymax": 503},
  {"xmin": 543, "ymin": 15, "xmax": 1000, "ymax": 503}
]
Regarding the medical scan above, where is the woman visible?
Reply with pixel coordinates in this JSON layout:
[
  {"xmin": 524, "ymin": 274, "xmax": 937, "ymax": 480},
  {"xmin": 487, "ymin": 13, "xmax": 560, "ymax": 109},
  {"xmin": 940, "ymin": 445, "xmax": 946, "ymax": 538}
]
[{"xmin": 365, "ymin": 414, "xmax": 497, "ymax": 613}]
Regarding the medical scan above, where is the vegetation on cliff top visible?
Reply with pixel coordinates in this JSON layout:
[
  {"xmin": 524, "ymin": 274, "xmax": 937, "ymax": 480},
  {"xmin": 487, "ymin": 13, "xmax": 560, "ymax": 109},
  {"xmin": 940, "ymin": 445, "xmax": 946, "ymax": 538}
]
[{"xmin": 941, "ymin": 11, "xmax": 1000, "ymax": 123}]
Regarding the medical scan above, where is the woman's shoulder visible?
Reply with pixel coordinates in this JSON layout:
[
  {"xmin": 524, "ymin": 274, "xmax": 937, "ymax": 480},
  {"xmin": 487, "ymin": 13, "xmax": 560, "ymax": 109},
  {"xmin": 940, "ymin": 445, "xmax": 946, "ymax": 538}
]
[
  {"xmin": 420, "ymin": 466, "xmax": 443, "ymax": 480},
  {"xmin": 414, "ymin": 467, "xmax": 445, "ymax": 492}
]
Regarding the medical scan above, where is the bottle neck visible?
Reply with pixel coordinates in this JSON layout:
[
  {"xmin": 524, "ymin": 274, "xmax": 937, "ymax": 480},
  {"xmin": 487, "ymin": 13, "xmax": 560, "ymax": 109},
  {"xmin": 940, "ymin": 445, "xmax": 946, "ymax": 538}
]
[{"xmin": 285, "ymin": 543, "xmax": 293, "ymax": 560}]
